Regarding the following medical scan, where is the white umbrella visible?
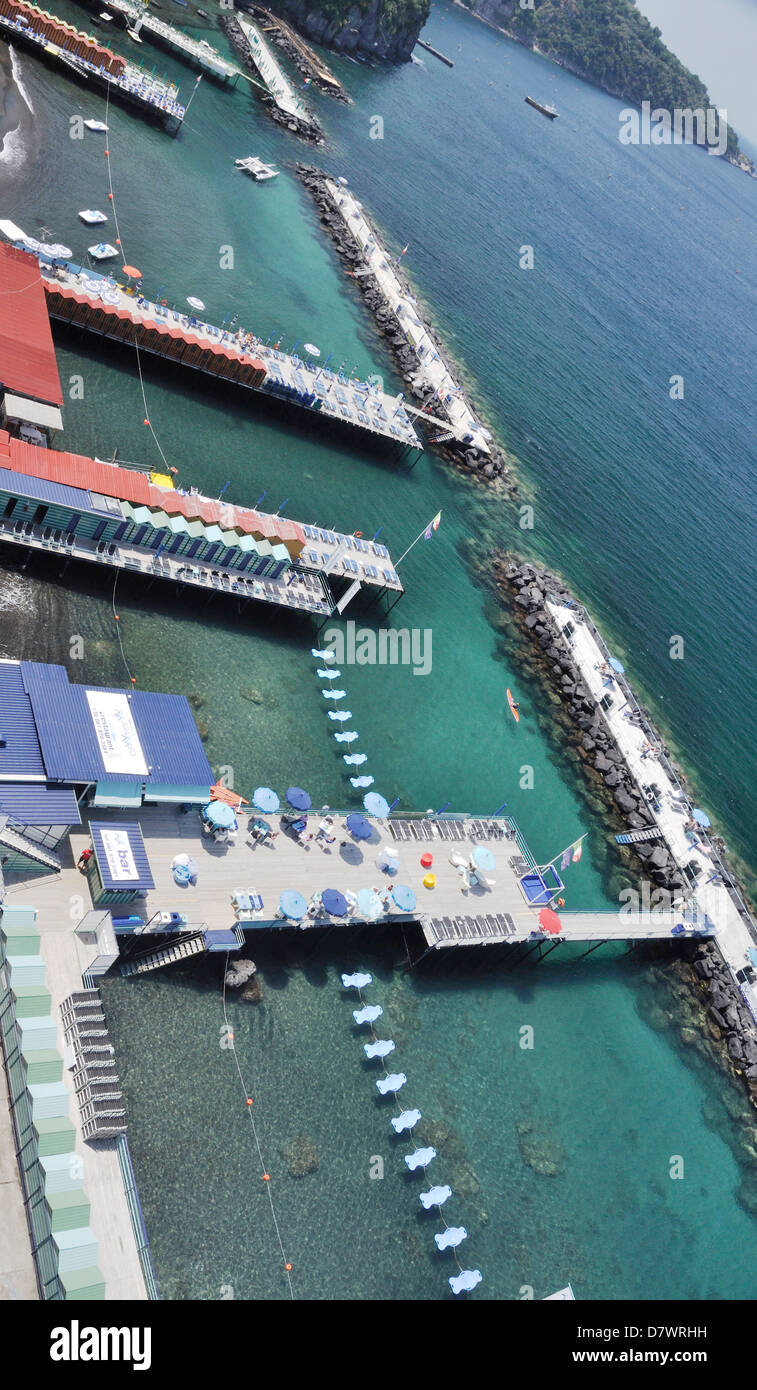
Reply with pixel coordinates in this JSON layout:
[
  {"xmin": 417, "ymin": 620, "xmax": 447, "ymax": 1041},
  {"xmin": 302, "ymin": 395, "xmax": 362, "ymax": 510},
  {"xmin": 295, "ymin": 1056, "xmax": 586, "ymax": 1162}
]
[
  {"xmin": 21, "ymin": 235, "xmax": 42, "ymax": 252},
  {"xmin": 187, "ymin": 296, "xmax": 205, "ymax": 311},
  {"xmin": 48, "ymin": 243, "xmax": 72, "ymax": 258},
  {"xmin": 304, "ymin": 342, "xmax": 320, "ymax": 356},
  {"xmin": 100, "ymin": 288, "xmax": 121, "ymax": 306}
]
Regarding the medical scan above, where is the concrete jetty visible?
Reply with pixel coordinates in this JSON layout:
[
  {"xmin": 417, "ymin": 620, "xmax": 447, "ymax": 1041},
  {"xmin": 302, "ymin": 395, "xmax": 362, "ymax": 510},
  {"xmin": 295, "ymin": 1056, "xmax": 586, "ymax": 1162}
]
[
  {"xmin": 73, "ymin": 0, "xmax": 240, "ymax": 82},
  {"xmin": 297, "ymin": 166, "xmax": 514, "ymax": 488},
  {"xmin": 222, "ymin": 12, "xmax": 324, "ymax": 143},
  {"xmin": 415, "ymin": 38, "xmax": 454, "ymax": 67},
  {"xmin": 0, "ymin": 0, "xmax": 185, "ymax": 131},
  {"xmin": 248, "ymin": 3, "xmax": 349, "ymax": 101},
  {"xmin": 494, "ymin": 553, "xmax": 757, "ymax": 1093}
]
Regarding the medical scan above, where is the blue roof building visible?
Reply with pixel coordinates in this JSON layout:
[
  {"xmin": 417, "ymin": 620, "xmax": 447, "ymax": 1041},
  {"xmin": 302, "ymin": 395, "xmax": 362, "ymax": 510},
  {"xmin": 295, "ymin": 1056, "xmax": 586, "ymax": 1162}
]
[{"xmin": 0, "ymin": 659, "xmax": 213, "ymax": 875}]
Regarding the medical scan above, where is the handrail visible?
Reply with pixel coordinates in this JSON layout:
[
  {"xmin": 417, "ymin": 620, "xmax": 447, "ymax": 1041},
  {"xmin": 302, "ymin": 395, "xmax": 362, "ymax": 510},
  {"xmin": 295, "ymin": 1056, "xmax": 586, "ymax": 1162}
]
[{"xmin": 116, "ymin": 1135, "xmax": 161, "ymax": 1299}]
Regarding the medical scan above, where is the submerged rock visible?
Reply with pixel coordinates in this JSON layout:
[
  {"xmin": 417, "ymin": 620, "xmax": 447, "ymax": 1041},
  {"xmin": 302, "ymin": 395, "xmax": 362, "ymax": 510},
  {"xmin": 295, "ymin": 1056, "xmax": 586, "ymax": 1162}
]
[
  {"xmin": 280, "ymin": 1132, "xmax": 318, "ymax": 1178},
  {"xmin": 516, "ymin": 1116, "xmax": 566, "ymax": 1177},
  {"xmin": 225, "ymin": 958, "xmax": 257, "ymax": 988}
]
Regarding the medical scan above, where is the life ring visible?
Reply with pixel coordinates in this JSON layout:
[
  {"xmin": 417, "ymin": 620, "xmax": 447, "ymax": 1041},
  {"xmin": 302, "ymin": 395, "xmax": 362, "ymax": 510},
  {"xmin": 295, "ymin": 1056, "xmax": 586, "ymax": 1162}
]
[
  {"xmin": 354, "ymin": 530, "xmax": 363, "ymax": 538},
  {"xmin": 556, "ymin": 898, "xmax": 565, "ymax": 908}
]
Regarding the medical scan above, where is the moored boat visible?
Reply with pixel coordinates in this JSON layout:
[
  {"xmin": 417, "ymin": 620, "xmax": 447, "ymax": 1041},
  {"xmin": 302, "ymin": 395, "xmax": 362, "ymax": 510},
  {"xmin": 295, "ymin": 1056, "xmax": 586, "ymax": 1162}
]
[
  {"xmin": 235, "ymin": 156, "xmax": 279, "ymax": 182},
  {"xmin": 525, "ymin": 96, "xmax": 558, "ymax": 119}
]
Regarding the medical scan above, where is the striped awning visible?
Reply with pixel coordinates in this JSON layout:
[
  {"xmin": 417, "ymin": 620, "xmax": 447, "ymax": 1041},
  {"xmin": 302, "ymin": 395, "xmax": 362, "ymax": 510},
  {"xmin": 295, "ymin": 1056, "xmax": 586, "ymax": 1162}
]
[
  {"xmin": 92, "ymin": 780, "xmax": 143, "ymax": 809},
  {"xmin": 143, "ymin": 783, "xmax": 209, "ymax": 803}
]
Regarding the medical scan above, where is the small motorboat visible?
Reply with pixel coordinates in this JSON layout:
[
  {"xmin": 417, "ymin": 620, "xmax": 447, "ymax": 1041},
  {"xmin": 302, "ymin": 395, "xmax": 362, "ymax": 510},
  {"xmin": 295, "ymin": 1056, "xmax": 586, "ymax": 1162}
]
[
  {"xmin": 126, "ymin": 26, "xmax": 143, "ymax": 41},
  {"xmin": 88, "ymin": 242, "xmax": 118, "ymax": 260},
  {"xmin": 235, "ymin": 156, "xmax": 279, "ymax": 181},
  {"xmin": 79, "ymin": 209, "xmax": 108, "ymax": 225},
  {"xmin": 83, "ymin": 119, "xmax": 108, "ymax": 132},
  {"xmin": 99, "ymin": 11, "xmax": 114, "ymax": 20},
  {"xmin": 197, "ymin": 7, "xmax": 209, "ymax": 16}
]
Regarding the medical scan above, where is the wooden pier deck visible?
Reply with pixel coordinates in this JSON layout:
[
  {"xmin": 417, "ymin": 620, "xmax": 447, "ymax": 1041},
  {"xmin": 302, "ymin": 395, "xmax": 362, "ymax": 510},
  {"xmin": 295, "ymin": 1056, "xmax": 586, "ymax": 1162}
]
[
  {"xmin": 6, "ymin": 809, "xmax": 714, "ymax": 948},
  {"xmin": 24, "ymin": 253, "xmax": 422, "ymax": 454}
]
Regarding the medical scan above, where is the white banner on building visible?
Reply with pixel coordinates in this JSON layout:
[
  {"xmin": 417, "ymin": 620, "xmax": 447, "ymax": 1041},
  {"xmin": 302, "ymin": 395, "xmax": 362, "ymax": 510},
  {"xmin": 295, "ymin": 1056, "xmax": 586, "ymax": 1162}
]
[
  {"xmin": 100, "ymin": 828, "xmax": 138, "ymax": 883},
  {"xmin": 86, "ymin": 690, "xmax": 149, "ymax": 776}
]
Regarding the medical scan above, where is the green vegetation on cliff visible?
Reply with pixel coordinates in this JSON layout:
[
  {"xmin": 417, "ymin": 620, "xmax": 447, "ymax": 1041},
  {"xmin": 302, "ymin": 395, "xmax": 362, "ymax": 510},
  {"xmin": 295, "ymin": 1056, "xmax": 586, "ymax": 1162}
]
[
  {"xmin": 296, "ymin": 0, "xmax": 430, "ymax": 30},
  {"xmin": 463, "ymin": 0, "xmax": 749, "ymax": 166}
]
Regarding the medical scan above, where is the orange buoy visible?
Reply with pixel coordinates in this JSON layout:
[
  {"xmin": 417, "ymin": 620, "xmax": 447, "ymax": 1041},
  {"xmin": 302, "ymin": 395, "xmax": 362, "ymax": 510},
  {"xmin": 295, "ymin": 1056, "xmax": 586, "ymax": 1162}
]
[
  {"xmin": 143, "ymin": 418, "xmax": 150, "ymax": 426},
  {"xmin": 108, "ymin": 192, "xmax": 113, "ymax": 200},
  {"xmin": 114, "ymin": 614, "xmax": 120, "ymax": 621},
  {"xmin": 263, "ymin": 1173, "xmax": 270, "ymax": 1181},
  {"xmin": 245, "ymin": 1098, "xmax": 252, "ymax": 1106},
  {"xmin": 285, "ymin": 1263, "xmax": 292, "ymax": 1272}
]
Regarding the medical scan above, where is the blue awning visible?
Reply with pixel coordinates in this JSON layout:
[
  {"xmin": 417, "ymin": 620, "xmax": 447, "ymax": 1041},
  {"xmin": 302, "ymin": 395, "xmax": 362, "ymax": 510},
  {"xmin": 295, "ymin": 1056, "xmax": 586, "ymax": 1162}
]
[
  {"xmin": 0, "ymin": 783, "xmax": 81, "ymax": 825},
  {"xmin": 90, "ymin": 821, "xmax": 154, "ymax": 891}
]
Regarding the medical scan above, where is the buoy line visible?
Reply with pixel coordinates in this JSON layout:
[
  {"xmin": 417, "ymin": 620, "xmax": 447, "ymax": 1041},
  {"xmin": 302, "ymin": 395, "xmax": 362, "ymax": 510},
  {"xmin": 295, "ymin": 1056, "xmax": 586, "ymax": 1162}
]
[
  {"xmin": 344, "ymin": 975, "xmax": 478, "ymax": 1290},
  {"xmin": 222, "ymin": 954, "xmax": 295, "ymax": 1296},
  {"xmin": 102, "ymin": 84, "xmax": 172, "ymax": 478}
]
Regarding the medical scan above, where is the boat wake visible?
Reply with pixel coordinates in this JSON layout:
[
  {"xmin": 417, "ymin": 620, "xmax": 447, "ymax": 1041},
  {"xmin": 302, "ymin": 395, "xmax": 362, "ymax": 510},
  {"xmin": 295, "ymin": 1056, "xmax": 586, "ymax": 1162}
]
[{"xmin": 0, "ymin": 47, "xmax": 34, "ymax": 171}]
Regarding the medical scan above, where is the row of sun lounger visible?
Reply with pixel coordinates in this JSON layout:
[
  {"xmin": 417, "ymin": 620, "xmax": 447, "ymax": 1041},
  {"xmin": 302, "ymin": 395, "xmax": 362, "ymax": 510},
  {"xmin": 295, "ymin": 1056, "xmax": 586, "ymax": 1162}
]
[
  {"xmin": 388, "ymin": 819, "xmax": 515, "ymax": 843},
  {"xmin": 425, "ymin": 914, "xmax": 517, "ymax": 945}
]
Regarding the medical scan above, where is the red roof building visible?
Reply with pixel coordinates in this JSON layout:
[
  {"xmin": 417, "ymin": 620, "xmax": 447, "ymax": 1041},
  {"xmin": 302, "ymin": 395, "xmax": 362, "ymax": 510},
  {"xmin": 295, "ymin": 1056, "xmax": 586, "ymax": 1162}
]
[{"xmin": 0, "ymin": 243, "xmax": 63, "ymax": 409}]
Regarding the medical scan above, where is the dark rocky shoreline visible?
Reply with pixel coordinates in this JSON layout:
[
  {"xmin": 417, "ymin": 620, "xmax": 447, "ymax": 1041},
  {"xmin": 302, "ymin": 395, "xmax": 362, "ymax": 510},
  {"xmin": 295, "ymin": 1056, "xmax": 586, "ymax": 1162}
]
[
  {"xmin": 492, "ymin": 548, "xmax": 757, "ymax": 1128},
  {"xmin": 220, "ymin": 16, "xmax": 325, "ymax": 144},
  {"xmin": 295, "ymin": 163, "xmax": 518, "ymax": 494}
]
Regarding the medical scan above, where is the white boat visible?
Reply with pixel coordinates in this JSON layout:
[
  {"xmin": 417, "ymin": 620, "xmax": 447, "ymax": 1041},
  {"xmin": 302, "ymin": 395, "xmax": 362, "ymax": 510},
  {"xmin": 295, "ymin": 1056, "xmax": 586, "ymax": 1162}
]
[
  {"xmin": 126, "ymin": 28, "xmax": 143, "ymax": 42},
  {"xmin": 83, "ymin": 119, "xmax": 109, "ymax": 132},
  {"xmin": 235, "ymin": 156, "xmax": 279, "ymax": 182},
  {"xmin": 79, "ymin": 209, "xmax": 108, "ymax": 225},
  {"xmin": 99, "ymin": 11, "xmax": 114, "ymax": 20},
  {"xmin": 88, "ymin": 242, "xmax": 118, "ymax": 260}
]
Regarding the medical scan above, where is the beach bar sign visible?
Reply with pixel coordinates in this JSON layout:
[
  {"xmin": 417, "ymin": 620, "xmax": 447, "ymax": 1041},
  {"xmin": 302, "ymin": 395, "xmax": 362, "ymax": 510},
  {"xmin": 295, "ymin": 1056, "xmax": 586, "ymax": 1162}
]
[
  {"xmin": 100, "ymin": 828, "xmax": 138, "ymax": 883},
  {"xmin": 86, "ymin": 691, "xmax": 149, "ymax": 776}
]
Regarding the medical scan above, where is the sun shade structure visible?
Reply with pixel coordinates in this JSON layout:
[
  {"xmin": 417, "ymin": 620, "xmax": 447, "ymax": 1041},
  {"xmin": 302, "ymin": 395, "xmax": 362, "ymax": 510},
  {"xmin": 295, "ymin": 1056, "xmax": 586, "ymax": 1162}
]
[
  {"xmin": 286, "ymin": 787, "xmax": 311, "ymax": 811},
  {"xmin": 321, "ymin": 889, "xmax": 348, "ymax": 917},
  {"xmin": 471, "ymin": 845, "xmax": 495, "ymax": 872},
  {"xmin": 253, "ymin": 787, "xmax": 280, "ymax": 813},
  {"xmin": 279, "ymin": 890, "xmax": 307, "ymax": 921},
  {"xmin": 538, "ymin": 907, "xmax": 562, "ymax": 935},
  {"xmin": 0, "ymin": 243, "xmax": 63, "ymax": 411},
  {"xmin": 203, "ymin": 800, "xmax": 236, "ymax": 829},
  {"xmin": 363, "ymin": 792, "xmax": 390, "ymax": 818},
  {"xmin": 357, "ymin": 888, "xmax": 384, "ymax": 920},
  {"xmin": 346, "ymin": 813, "xmax": 372, "ymax": 841},
  {"xmin": 692, "ymin": 808, "xmax": 711, "ymax": 828},
  {"xmin": 391, "ymin": 883, "xmax": 416, "ymax": 912}
]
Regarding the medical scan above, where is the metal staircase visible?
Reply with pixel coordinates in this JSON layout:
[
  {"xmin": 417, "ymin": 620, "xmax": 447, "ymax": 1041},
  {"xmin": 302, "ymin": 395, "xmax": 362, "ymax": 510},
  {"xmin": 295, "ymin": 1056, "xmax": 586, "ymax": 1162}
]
[
  {"xmin": 120, "ymin": 930, "xmax": 208, "ymax": 977},
  {"xmin": 0, "ymin": 822, "xmax": 61, "ymax": 872}
]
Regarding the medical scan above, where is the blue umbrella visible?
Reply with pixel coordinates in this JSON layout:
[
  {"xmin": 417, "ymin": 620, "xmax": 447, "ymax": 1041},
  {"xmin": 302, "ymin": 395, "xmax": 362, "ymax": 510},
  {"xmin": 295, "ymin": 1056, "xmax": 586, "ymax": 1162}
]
[
  {"xmin": 321, "ymin": 888, "xmax": 349, "ymax": 917},
  {"xmin": 346, "ymin": 812, "xmax": 372, "ymax": 840},
  {"xmin": 608, "ymin": 657, "xmax": 625, "ymax": 674},
  {"xmin": 253, "ymin": 786, "xmax": 280, "ymax": 813},
  {"xmin": 357, "ymin": 887, "xmax": 384, "ymax": 920},
  {"xmin": 203, "ymin": 800, "xmax": 236, "ymax": 829},
  {"xmin": 279, "ymin": 890, "xmax": 307, "ymax": 921},
  {"xmin": 692, "ymin": 808, "xmax": 711, "ymax": 828},
  {"xmin": 364, "ymin": 791, "xmax": 390, "ymax": 818},
  {"xmin": 392, "ymin": 883, "xmax": 417, "ymax": 912},
  {"xmin": 286, "ymin": 786, "xmax": 311, "ymax": 811},
  {"xmin": 472, "ymin": 845, "xmax": 496, "ymax": 871}
]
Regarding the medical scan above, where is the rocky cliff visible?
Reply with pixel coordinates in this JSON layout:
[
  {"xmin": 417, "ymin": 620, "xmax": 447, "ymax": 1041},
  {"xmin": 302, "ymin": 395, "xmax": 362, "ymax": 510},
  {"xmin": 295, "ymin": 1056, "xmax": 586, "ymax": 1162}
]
[{"xmin": 257, "ymin": 0, "xmax": 430, "ymax": 62}]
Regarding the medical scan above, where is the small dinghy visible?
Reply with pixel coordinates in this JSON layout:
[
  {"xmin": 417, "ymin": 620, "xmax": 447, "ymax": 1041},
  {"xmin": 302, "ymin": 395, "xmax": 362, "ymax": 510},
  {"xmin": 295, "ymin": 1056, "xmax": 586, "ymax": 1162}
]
[
  {"xmin": 79, "ymin": 209, "xmax": 107, "ymax": 225},
  {"xmin": 83, "ymin": 119, "xmax": 108, "ymax": 132}
]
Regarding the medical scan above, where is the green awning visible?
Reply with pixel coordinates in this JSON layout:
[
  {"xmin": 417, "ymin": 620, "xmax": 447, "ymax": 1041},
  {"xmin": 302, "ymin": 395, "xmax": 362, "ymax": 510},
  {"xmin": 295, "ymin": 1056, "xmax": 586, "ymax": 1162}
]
[
  {"xmin": 167, "ymin": 515, "xmax": 190, "ymax": 534},
  {"xmin": 186, "ymin": 519, "xmax": 206, "ymax": 538},
  {"xmin": 143, "ymin": 783, "xmax": 209, "ymax": 803},
  {"xmin": 130, "ymin": 506, "xmax": 154, "ymax": 525},
  {"xmin": 220, "ymin": 529, "xmax": 240, "ymax": 548},
  {"xmin": 149, "ymin": 510, "xmax": 171, "ymax": 531},
  {"xmin": 93, "ymin": 780, "xmax": 143, "ymax": 809},
  {"xmin": 237, "ymin": 534, "xmax": 259, "ymax": 553},
  {"xmin": 204, "ymin": 525, "xmax": 224, "ymax": 543}
]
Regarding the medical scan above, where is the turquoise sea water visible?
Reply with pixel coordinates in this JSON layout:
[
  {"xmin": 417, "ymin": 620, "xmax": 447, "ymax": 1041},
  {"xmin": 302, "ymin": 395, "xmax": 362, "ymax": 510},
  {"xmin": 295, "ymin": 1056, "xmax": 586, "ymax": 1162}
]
[{"xmin": 2, "ymin": 1, "xmax": 757, "ymax": 1298}]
